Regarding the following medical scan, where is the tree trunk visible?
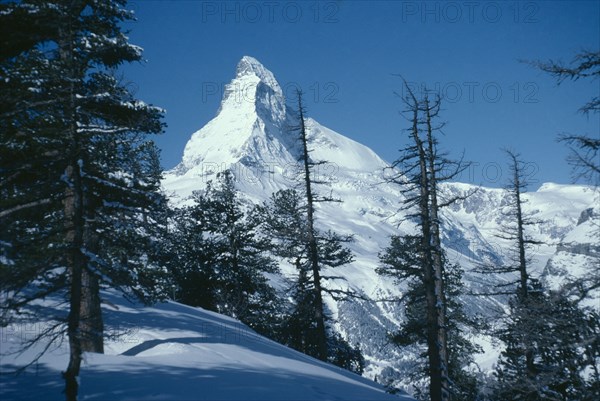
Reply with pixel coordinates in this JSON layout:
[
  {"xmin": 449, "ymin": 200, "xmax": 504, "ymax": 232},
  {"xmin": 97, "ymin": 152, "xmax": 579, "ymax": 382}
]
[
  {"xmin": 59, "ymin": 3, "xmax": 92, "ymax": 399},
  {"xmin": 424, "ymin": 97, "xmax": 450, "ymax": 401},
  {"xmin": 63, "ymin": 164, "xmax": 84, "ymax": 401},
  {"xmin": 509, "ymin": 152, "xmax": 534, "ymax": 380},
  {"xmin": 79, "ymin": 195, "xmax": 104, "ymax": 353},
  {"xmin": 298, "ymin": 93, "xmax": 328, "ymax": 361},
  {"xmin": 406, "ymin": 89, "xmax": 449, "ymax": 401},
  {"xmin": 514, "ymin": 169, "xmax": 529, "ymax": 301},
  {"xmin": 80, "ymin": 266, "xmax": 104, "ymax": 353}
]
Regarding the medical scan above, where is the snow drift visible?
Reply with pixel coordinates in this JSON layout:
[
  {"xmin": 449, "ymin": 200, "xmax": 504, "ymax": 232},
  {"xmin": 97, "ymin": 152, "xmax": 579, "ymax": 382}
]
[{"xmin": 0, "ymin": 291, "xmax": 412, "ymax": 400}]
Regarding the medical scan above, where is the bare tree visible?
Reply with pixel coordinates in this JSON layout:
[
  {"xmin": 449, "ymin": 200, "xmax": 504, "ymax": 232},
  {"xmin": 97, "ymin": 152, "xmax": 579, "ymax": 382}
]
[
  {"xmin": 382, "ymin": 82, "xmax": 473, "ymax": 401},
  {"xmin": 295, "ymin": 90, "xmax": 329, "ymax": 361}
]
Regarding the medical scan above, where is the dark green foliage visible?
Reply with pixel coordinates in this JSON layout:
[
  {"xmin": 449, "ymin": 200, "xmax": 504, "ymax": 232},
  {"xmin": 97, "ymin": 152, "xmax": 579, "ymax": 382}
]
[
  {"xmin": 169, "ymin": 171, "xmax": 281, "ymax": 335},
  {"xmin": 165, "ymin": 206, "xmax": 218, "ymax": 310},
  {"xmin": 444, "ymin": 264, "xmax": 483, "ymax": 401},
  {"xmin": 261, "ymin": 188, "xmax": 362, "ymax": 371},
  {"xmin": 493, "ymin": 283, "xmax": 599, "ymax": 401},
  {"xmin": 327, "ymin": 332, "xmax": 365, "ymax": 375},
  {"xmin": 378, "ymin": 235, "xmax": 482, "ymax": 400},
  {"xmin": 0, "ymin": 2, "xmax": 167, "ymax": 398},
  {"xmin": 0, "ymin": 0, "xmax": 167, "ymax": 312},
  {"xmin": 279, "ymin": 266, "xmax": 317, "ymax": 355}
]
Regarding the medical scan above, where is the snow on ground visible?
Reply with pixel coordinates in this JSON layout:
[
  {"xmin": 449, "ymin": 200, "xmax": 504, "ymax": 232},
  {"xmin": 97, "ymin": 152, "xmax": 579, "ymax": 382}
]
[{"xmin": 0, "ymin": 291, "xmax": 414, "ymax": 401}]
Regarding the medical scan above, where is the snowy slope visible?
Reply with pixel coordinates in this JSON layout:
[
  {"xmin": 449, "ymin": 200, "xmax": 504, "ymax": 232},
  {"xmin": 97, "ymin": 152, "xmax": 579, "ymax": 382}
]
[
  {"xmin": 544, "ymin": 192, "xmax": 600, "ymax": 309},
  {"xmin": 0, "ymin": 291, "xmax": 412, "ymax": 401},
  {"xmin": 162, "ymin": 56, "xmax": 598, "ymax": 389}
]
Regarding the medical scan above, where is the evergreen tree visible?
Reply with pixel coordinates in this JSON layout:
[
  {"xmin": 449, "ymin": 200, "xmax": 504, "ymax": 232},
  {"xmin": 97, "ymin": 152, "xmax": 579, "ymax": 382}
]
[
  {"xmin": 378, "ymin": 236, "xmax": 481, "ymax": 400},
  {"xmin": 294, "ymin": 90, "xmax": 329, "ymax": 361},
  {"xmin": 380, "ymin": 82, "xmax": 475, "ymax": 401},
  {"xmin": 327, "ymin": 331, "xmax": 366, "ymax": 375},
  {"xmin": 170, "ymin": 171, "xmax": 281, "ymax": 335},
  {"xmin": 260, "ymin": 188, "xmax": 363, "ymax": 373},
  {"xmin": 483, "ymin": 151, "xmax": 599, "ymax": 400},
  {"xmin": 0, "ymin": 2, "xmax": 167, "ymax": 399},
  {"xmin": 494, "ymin": 282, "xmax": 598, "ymax": 400},
  {"xmin": 165, "ymin": 206, "xmax": 218, "ymax": 309},
  {"xmin": 479, "ymin": 150, "xmax": 539, "ymax": 396}
]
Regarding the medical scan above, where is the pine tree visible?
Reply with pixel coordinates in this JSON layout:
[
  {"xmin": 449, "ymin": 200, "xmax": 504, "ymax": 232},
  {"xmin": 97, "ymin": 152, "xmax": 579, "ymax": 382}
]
[
  {"xmin": 256, "ymin": 90, "xmax": 359, "ymax": 362},
  {"xmin": 257, "ymin": 189, "xmax": 313, "ymax": 349},
  {"xmin": 485, "ymin": 151, "xmax": 599, "ymax": 400},
  {"xmin": 477, "ymin": 150, "xmax": 540, "ymax": 398},
  {"xmin": 494, "ymin": 282, "xmax": 597, "ymax": 400},
  {"xmin": 1, "ymin": 3, "xmax": 69, "ymax": 324},
  {"xmin": 165, "ymin": 206, "xmax": 218, "ymax": 309},
  {"xmin": 0, "ymin": 2, "xmax": 167, "ymax": 399},
  {"xmin": 170, "ymin": 171, "xmax": 281, "ymax": 335},
  {"xmin": 378, "ymin": 236, "xmax": 481, "ymax": 400},
  {"xmin": 295, "ymin": 90, "xmax": 329, "ymax": 361},
  {"xmin": 260, "ymin": 188, "xmax": 363, "ymax": 372},
  {"xmin": 380, "ymin": 82, "xmax": 476, "ymax": 401}
]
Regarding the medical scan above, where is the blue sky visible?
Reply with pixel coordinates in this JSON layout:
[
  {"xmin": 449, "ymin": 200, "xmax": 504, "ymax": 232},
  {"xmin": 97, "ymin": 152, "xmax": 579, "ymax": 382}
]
[{"xmin": 122, "ymin": 0, "xmax": 599, "ymax": 188}]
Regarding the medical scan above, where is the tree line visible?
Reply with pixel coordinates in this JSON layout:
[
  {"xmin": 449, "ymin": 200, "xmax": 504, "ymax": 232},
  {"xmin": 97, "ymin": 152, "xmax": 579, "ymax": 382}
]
[{"xmin": 1, "ymin": 2, "xmax": 598, "ymax": 401}]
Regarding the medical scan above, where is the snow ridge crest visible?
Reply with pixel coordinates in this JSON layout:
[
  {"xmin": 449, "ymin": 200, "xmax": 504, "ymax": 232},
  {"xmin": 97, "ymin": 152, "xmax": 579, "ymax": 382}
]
[
  {"xmin": 174, "ymin": 56, "xmax": 292, "ymax": 176},
  {"xmin": 236, "ymin": 55, "xmax": 281, "ymax": 92},
  {"xmin": 217, "ymin": 55, "xmax": 286, "ymax": 124}
]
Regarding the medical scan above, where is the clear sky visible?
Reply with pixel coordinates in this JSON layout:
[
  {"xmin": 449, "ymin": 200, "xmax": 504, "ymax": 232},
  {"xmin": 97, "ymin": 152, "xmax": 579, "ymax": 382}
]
[{"xmin": 122, "ymin": 0, "xmax": 599, "ymax": 189}]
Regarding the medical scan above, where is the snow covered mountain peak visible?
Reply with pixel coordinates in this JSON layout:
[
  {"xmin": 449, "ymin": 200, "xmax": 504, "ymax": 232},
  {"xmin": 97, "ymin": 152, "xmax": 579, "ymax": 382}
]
[
  {"xmin": 166, "ymin": 56, "xmax": 389, "ymax": 200},
  {"xmin": 222, "ymin": 55, "xmax": 285, "ymax": 121},
  {"xmin": 235, "ymin": 55, "xmax": 281, "ymax": 92},
  {"xmin": 174, "ymin": 56, "xmax": 290, "ymax": 176}
]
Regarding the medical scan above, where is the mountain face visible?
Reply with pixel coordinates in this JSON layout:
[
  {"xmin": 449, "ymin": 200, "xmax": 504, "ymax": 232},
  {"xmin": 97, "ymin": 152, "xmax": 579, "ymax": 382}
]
[
  {"xmin": 163, "ymin": 56, "xmax": 598, "ymax": 388},
  {"xmin": 544, "ymin": 199, "xmax": 600, "ymax": 309}
]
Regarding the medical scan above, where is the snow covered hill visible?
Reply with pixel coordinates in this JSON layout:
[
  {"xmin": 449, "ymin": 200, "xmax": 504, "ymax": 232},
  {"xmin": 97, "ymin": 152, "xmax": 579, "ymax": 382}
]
[
  {"xmin": 0, "ymin": 291, "xmax": 412, "ymax": 401},
  {"xmin": 162, "ymin": 56, "xmax": 598, "ymax": 387}
]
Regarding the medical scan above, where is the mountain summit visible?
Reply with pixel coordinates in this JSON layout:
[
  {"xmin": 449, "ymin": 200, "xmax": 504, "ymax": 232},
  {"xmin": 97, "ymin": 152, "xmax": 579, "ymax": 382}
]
[
  {"xmin": 165, "ymin": 56, "xmax": 388, "ymax": 200},
  {"xmin": 175, "ymin": 56, "xmax": 289, "ymax": 177},
  {"xmin": 235, "ymin": 55, "xmax": 283, "ymax": 94}
]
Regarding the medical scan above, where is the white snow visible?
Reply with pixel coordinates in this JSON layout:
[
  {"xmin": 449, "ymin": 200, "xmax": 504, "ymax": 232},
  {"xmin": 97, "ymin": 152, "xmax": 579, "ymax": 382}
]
[{"xmin": 0, "ymin": 291, "xmax": 412, "ymax": 401}]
